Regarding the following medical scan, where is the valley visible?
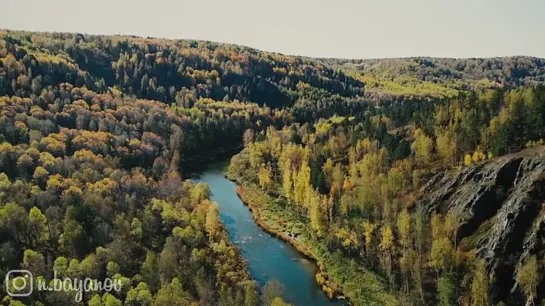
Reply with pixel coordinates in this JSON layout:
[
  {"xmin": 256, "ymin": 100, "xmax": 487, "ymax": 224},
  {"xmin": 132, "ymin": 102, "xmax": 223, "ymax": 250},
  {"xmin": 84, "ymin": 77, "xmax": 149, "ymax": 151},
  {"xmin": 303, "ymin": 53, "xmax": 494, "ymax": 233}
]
[{"xmin": 1, "ymin": 29, "xmax": 545, "ymax": 305}]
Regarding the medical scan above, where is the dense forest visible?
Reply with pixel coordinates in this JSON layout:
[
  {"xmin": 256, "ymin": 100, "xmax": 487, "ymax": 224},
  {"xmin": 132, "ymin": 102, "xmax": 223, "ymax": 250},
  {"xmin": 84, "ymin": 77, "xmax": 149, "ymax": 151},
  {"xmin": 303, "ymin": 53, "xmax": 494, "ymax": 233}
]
[
  {"xmin": 229, "ymin": 85, "xmax": 545, "ymax": 305},
  {"xmin": 1, "ymin": 29, "xmax": 545, "ymax": 306}
]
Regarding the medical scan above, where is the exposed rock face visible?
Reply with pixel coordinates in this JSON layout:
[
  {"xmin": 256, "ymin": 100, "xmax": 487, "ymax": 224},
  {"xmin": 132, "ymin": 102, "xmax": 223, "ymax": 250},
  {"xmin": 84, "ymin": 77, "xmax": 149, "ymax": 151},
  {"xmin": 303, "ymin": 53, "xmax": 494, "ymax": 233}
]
[{"xmin": 420, "ymin": 146, "xmax": 545, "ymax": 305}]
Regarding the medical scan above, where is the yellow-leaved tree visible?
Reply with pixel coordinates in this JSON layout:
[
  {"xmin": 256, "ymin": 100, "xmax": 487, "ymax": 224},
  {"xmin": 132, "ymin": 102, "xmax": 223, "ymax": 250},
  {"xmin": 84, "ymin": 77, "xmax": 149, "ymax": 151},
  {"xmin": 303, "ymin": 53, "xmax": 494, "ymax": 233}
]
[{"xmin": 517, "ymin": 255, "xmax": 540, "ymax": 305}]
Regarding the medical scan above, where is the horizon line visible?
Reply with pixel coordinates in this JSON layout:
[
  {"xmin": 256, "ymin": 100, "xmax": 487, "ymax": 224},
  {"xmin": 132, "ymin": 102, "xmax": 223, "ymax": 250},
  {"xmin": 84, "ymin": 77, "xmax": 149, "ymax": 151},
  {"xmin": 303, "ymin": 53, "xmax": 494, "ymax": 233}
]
[{"xmin": 2, "ymin": 27, "xmax": 544, "ymax": 62}]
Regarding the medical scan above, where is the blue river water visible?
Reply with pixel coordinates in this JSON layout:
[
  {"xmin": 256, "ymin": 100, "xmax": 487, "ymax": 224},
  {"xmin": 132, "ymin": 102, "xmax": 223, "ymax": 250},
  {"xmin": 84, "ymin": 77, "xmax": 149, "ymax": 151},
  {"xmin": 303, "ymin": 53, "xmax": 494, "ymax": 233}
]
[{"xmin": 193, "ymin": 164, "xmax": 343, "ymax": 306}]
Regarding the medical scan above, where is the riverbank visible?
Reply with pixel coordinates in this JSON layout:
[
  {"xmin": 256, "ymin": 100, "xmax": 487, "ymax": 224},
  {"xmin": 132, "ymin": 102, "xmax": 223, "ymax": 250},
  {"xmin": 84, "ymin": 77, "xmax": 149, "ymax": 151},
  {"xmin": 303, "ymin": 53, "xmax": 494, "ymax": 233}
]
[
  {"xmin": 234, "ymin": 185, "xmax": 343, "ymax": 300},
  {"xmin": 230, "ymin": 181, "xmax": 396, "ymax": 306},
  {"xmin": 196, "ymin": 165, "xmax": 345, "ymax": 306},
  {"xmin": 235, "ymin": 185, "xmax": 317, "ymax": 259}
]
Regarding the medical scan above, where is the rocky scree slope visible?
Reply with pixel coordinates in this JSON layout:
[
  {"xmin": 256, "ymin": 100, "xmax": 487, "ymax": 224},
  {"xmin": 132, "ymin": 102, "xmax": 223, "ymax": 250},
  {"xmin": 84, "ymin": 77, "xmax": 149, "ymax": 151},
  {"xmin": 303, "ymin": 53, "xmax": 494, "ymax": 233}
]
[{"xmin": 421, "ymin": 146, "xmax": 545, "ymax": 305}]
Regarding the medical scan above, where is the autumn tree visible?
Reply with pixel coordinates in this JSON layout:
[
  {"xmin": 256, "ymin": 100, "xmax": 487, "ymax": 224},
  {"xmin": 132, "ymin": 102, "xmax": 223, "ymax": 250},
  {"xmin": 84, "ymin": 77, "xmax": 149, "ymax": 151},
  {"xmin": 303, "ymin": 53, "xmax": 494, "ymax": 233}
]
[
  {"xmin": 517, "ymin": 255, "xmax": 540, "ymax": 305},
  {"xmin": 412, "ymin": 128, "xmax": 434, "ymax": 166},
  {"xmin": 471, "ymin": 260, "xmax": 490, "ymax": 306}
]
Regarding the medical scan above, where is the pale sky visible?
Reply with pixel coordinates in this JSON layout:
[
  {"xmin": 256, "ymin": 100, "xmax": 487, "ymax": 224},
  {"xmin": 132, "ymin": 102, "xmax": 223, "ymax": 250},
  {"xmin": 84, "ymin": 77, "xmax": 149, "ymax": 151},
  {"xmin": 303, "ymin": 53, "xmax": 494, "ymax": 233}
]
[{"xmin": 2, "ymin": 0, "xmax": 544, "ymax": 59}]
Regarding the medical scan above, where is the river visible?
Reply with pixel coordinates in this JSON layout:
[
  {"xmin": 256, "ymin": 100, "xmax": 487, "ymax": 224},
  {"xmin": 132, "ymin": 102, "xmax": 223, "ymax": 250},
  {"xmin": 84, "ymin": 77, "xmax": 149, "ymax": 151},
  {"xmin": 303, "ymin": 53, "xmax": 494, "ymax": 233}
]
[{"xmin": 193, "ymin": 163, "xmax": 343, "ymax": 306}]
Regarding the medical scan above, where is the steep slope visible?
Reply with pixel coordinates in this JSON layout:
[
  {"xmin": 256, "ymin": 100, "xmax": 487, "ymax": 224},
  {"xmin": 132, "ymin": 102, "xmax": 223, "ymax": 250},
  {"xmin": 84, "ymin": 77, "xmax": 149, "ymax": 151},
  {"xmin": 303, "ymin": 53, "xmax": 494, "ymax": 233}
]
[{"xmin": 421, "ymin": 146, "xmax": 545, "ymax": 305}]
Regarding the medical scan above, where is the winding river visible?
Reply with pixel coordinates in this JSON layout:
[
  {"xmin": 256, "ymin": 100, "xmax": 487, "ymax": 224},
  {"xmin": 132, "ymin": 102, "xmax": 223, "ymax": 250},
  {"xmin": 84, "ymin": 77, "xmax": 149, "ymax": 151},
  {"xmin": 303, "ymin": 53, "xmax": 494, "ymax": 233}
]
[{"xmin": 193, "ymin": 163, "xmax": 343, "ymax": 306}]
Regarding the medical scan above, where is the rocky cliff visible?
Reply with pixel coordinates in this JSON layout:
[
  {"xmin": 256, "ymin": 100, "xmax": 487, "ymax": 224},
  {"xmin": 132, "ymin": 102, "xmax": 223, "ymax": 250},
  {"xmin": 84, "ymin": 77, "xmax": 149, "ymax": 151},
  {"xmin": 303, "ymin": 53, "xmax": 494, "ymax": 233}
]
[{"xmin": 421, "ymin": 146, "xmax": 545, "ymax": 305}]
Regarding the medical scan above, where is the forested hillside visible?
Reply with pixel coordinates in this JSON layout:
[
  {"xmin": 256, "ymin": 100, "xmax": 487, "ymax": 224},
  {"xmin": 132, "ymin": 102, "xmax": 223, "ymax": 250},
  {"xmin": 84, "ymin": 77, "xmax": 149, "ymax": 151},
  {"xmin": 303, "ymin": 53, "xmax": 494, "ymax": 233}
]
[
  {"xmin": 1, "ymin": 29, "xmax": 545, "ymax": 306},
  {"xmin": 229, "ymin": 85, "xmax": 545, "ymax": 306},
  {"xmin": 334, "ymin": 57, "xmax": 545, "ymax": 98}
]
